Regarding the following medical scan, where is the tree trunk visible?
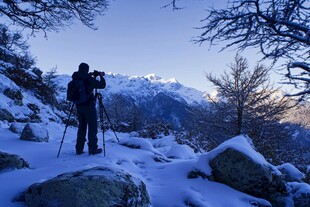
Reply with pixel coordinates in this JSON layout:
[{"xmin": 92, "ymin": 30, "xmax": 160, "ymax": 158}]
[{"xmin": 236, "ymin": 109, "xmax": 243, "ymax": 135}]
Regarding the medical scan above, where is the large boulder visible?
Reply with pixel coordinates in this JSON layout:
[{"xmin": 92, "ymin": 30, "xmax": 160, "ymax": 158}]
[
  {"xmin": 23, "ymin": 166, "xmax": 150, "ymax": 207},
  {"xmin": 0, "ymin": 151, "xmax": 29, "ymax": 172},
  {"xmin": 20, "ymin": 123, "xmax": 49, "ymax": 142},
  {"xmin": 209, "ymin": 135, "xmax": 288, "ymax": 206}
]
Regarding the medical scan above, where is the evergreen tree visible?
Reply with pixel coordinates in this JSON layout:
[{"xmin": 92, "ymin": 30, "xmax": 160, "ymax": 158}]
[
  {"xmin": 0, "ymin": 24, "xmax": 39, "ymax": 90},
  {"xmin": 43, "ymin": 67, "xmax": 59, "ymax": 108}
]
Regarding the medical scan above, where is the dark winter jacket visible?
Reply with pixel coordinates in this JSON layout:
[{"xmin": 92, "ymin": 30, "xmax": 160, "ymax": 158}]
[{"xmin": 71, "ymin": 70, "xmax": 106, "ymax": 106}]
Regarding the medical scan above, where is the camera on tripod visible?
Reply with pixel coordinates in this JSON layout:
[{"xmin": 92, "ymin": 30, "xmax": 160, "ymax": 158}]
[{"xmin": 89, "ymin": 70, "xmax": 105, "ymax": 78}]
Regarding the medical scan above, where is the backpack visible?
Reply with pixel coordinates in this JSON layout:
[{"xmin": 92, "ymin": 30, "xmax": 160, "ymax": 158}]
[{"xmin": 67, "ymin": 79, "xmax": 90, "ymax": 104}]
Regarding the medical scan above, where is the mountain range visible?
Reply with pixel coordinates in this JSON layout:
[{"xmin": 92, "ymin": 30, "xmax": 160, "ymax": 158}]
[{"xmin": 55, "ymin": 73, "xmax": 209, "ymax": 130}]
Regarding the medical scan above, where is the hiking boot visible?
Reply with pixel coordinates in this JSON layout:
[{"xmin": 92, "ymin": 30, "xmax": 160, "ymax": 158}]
[
  {"xmin": 89, "ymin": 148, "xmax": 103, "ymax": 155},
  {"xmin": 76, "ymin": 151, "xmax": 84, "ymax": 155}
]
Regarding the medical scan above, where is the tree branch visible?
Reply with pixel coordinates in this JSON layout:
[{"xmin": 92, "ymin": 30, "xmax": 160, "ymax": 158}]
[{"xmin": 0, "ymin": 0, "xmax": 109, "ymax": 34}]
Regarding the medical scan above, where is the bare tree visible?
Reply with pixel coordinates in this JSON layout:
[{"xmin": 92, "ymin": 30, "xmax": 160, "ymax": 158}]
[
  {"xmin": 206, "ymin": 54, "xmax": 292, "ymax": 137},
  {"xmin": 104, "ymin": 94, "xmax": 142, "ymax": 132},
  {"xmin": 0, "ymin": 0, "xmax": 109, "ymax": 35},
  {"xmin": 194, "ymin": 0, "xmax": 310, "ymax": 100}
]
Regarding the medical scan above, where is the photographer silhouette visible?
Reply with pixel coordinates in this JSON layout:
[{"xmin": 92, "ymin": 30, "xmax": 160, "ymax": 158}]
[{"xmin": 71, "ymin": 62, "xmax": 106, "ymax": 155}]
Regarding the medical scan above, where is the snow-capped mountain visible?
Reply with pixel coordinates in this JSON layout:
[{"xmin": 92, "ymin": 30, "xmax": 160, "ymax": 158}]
[
  {"xmin": 56, "ymin": 72, "xmax": 208, "ymax": 106},
  {"xmin": 56, "ymin": 73, "xmax": 209, "ymax": 130}
]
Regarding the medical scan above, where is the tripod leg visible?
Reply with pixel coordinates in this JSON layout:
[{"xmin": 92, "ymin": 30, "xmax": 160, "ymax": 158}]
[
  {"xmin": 96, "ymin": 92, "xmax": 119, "ymax": 142},
  {"xmin": 101, "ymin": 103, "xmax": 120, "ymax": 142},
  {"xmin": 99, "ymin": 106, "xmax": 106, "ymax": 157},
  {"xmin": 103, "ymin": 128, "xmax": 106, "ymax": 157},
  {"xmin": 57, "ymin": 102, "xmax": 74, "ymax": 158}
]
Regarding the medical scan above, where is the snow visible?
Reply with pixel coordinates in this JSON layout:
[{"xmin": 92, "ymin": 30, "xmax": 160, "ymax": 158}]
[
  {"xmin": 192, "ymin": 135, "xmax": 283, "ymax": 178},
  {"xmin": 1, "ymin": 69, "xmax": 308, "ymax": 207},
  {"xmin": 0, "ymin": 73, "xmax": 62, "ymax": 126},
  {"xmin": 288, "ymin": 182, "xmax": 310, "ymax": 197},
  {"xmin": 165, "ymin": 144, "xmax": 196, "ymax": 159},
  {"xmin": 277, "ymin": 163, "xmax": 305, "ymax": 181},
  {"xmin": 207, "ymin": 135, "xmax": 277, "ymax": 167},
  {"xmin": 119, "ymin": 136, "xmax": 164, "ymax": 156},
  {"xmin": 208, "ymin": 135, "xmax": 255, "ymax": 158},
  {"xmin": 25, "ymin": 123, "xmax": 49, "ymax": 139},
  {"xmin": 56, "ymin": 73, "xmax": 209, "ymax": 106},
  {"xmin": 0, "ymin": 68, "xmax": 303, "ymax": 207},
  {"xmin": 0, "ymin": 126, "xmax": 272, "ymax": 207}
]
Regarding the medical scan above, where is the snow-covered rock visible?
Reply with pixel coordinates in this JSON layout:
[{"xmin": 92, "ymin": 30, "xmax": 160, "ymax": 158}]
[
  {"xmin": 0, "ymin": 109, "xmax": 14, "ymax": 122},
  {"xmin": 120, "ymin": 137, "xmax": 162, "ymax": 156},
  {"xmin": 165, "ymin": 144, "xmax": 196, "ymax": 159},
  {"xmin": 20, "ymin": 123, "xmax": 49, "ymax": 142},
  {"xmin": 277, "ymin": 163, "xmax": 305, "ymax": 182},
  {"xmin": 288, "ymin": 182, "xmax": 310, "ymax": 207},
  {"xmin": 9, "ymin": 122, "xmax": 25, "ymax": 134},
  {"xmin": 22, "ymin": 166, "xmax": 150, "ymax": 207},
  {"xmin": 208, "ymin": 135, "xmax": 288, "ymax": 206},
  {"xmin": 0, "ymin": 151, "xmax": 29, "ymax": 172},
  {"xmin": 0, "ymin": 73, "xmax": 63, "ymax": 125},
  {"xmin": 3, "ymin": 88, "xmax": 23, "ymax": 106},
  {"xmin": 119, "ymin": 137, "xmax": 169, "ymax": 163}
]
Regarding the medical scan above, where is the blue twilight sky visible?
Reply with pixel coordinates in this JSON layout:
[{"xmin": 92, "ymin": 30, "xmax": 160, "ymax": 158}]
[{"xmin": 27, "ymin": 0, "xmax": 283, "ymax": 92}]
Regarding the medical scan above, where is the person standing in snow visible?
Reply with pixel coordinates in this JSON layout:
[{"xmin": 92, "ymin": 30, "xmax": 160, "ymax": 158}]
[{"xmin": 71, "ymin": 62, "xmax": 106, "ymax": 155}]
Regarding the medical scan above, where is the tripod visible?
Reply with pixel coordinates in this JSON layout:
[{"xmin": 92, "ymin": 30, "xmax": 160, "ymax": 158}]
[
  {"xmin": 57, "ymin": 91, "xmax": 119, "ymax": 158},
  {"xmin": 57, "ymin": 102, "xmax": 74, "ymax": 158},
  {"xmin": 95, "ymin": 90, "xmax": 120, "ymax": 157}
]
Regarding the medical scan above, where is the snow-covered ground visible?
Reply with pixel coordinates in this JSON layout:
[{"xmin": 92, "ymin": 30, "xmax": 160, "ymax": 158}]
[{"xmin": 0, "ymin": 124, "xmax": 270, "ymax": 207}]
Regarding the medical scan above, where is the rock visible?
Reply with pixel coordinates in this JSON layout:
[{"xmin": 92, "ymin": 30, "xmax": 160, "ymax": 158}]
[
  {"xmin": 209, "ymin": 136, "xmax": 287, "ymax": 206},
  {"xmin": 16, "ymin": 117, "xmax": 31, "ymax": 123},
  {"xmin": 187, "ymin": 170, "xmax": 210, "ymax": 179},
  {"xmin": 305, "ymin": 165, "xmax": 310, "ymax": 184},
  {"xmin": 9, "ymin": 122, "xmax": 25, "ymax": 134},
  {"xmin": 277, "ymin": 163, "xmax": 305, "ymax": 182},
  {"xmin": 20, "ymin": 123, "xmax": 49, "ymax": 142},
  {"xmin": 210, "ymin": 148, "xmax": 287, "ymax": 197},
  {"xmin": 27, "ymin": 103, "xmax": 40, "ymax": 113},
  {"xmin": 26, "ymin": 103, "xmax": 41, "ymax": 123},
  {"xmin": 0, "ymin": 108, "xmax": 15, "ymax": 122},
  {"xmin": 0, "ymin": 151, "xmax": 29, "ymax": 172},
  {"xmin": 23, "ymin": 166, "xmax": 150, "ymax": 207},
  {"xmin": 3, "ymin": 88, "xmax": 23, "ymax": 105},
  {"xmin": 288, "ymin": 182, "xmax": 310, "ymax": 207}
]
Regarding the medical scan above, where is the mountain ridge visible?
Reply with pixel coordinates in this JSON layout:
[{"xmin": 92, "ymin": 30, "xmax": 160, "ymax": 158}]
[{"xmin": 55, "ymin": 72, "xmax": 209, "ymax": 106}]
